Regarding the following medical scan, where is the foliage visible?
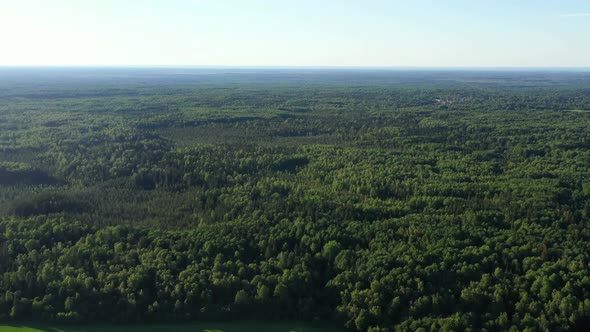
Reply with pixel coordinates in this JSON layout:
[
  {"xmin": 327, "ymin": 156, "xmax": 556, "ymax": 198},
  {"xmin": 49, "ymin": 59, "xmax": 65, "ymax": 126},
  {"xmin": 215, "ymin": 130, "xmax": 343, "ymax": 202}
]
[{"xmin": 2, "ymin": 69, "xmax": 590, "ymax": 331}]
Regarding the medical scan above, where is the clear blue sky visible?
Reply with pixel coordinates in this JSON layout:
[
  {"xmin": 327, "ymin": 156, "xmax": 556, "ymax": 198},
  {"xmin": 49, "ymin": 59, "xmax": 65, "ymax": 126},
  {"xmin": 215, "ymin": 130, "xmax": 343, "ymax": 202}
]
[{"xmin": 1, "ymin": 0, "xmax": 589, "ymax": 67}]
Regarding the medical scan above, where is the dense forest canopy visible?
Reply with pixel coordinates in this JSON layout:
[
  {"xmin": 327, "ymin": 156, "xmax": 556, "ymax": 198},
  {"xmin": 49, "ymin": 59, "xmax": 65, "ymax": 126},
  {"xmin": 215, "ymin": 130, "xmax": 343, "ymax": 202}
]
[{"xmin": 2, "ymin": 69, "xmax": 590, "ymax": 331}]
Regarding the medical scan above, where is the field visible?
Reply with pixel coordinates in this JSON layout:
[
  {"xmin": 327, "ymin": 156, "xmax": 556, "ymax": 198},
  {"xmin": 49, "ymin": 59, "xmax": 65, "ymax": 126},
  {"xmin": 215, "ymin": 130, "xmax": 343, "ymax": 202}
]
[
  {"xmin": 0, "ymin": 321, "xmax": 343, "ymax": 332},
  {"xmin": 2, "ymin": 69, "xmax": 590, "ymax": 331}
]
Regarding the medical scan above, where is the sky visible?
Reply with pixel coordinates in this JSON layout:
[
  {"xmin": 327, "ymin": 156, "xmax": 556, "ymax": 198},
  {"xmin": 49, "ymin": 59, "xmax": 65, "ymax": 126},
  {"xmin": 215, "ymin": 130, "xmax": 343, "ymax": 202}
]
[{"xmin": 0, "ymin": 0, "xmax": 589, "ymax": 67}]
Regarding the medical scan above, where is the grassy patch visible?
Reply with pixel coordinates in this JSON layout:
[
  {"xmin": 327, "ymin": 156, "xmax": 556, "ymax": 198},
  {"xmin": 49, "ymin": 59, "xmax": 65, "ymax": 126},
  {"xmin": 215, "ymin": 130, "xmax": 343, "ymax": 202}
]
[{"xmin": 0, "ymin": 322, "xmax": 344, "ymax": 332}]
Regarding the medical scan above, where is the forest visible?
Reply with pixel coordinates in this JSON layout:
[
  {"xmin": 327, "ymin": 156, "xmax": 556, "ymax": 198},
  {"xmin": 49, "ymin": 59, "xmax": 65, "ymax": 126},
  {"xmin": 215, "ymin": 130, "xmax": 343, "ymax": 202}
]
[{"xmin": 1, "ymin": 68, "xmax": 590, "ymax": 331}]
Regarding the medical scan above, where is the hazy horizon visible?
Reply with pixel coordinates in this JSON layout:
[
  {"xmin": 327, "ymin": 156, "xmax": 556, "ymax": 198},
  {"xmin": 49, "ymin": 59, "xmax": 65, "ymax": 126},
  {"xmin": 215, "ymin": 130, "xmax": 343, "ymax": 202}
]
[{"xmin": 1, "ymin": 65, "xmax": 590, "ymax": 71}]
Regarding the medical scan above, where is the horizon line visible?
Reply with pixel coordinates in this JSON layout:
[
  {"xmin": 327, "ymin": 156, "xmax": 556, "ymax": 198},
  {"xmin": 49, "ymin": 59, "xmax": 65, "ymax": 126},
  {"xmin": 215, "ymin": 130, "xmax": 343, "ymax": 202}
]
[{"xmin": 1, "ymin": 65, "xmax": 590, "ymax": 71}]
